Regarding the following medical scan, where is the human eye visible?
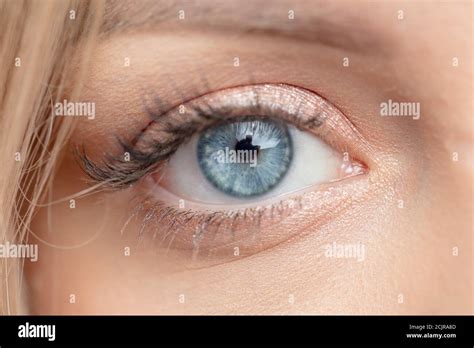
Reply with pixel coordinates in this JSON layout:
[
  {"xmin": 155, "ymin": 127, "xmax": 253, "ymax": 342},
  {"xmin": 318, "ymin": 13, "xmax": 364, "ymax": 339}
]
[
  {"xmin": 156, "ymin": 84, "xmax": 366, "ymax": 203},
  {"xmin": 79, "ymin": 83, "xmax": 373, "ymax": 264}
]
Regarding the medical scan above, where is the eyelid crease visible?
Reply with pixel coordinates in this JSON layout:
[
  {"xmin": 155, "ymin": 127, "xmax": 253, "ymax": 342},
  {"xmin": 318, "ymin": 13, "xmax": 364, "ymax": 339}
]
[{"xmin": 77, "ymin": 83, "xmax": 369, "ymax": 190}]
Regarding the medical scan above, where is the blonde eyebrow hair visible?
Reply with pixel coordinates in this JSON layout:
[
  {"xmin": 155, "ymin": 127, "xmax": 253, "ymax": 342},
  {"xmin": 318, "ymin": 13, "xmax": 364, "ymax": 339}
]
[{"xmin": 100, "ymin": 0, "xmax": 391, "ymax": 54}]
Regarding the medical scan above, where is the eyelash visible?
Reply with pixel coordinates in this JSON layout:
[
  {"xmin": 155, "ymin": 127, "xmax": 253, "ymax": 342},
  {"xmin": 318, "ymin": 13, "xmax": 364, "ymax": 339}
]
[
  {"xmin": 115, "ymin": 173, "xmax": 368, "ymax": 261},
  {"xmin": 76, "ymin": 84, "xmax": 327, "ymax": 190}
]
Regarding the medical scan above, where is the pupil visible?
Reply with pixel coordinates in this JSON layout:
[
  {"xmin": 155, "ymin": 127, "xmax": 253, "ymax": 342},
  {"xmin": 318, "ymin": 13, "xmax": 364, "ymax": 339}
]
[{"xmin": 235, "ymin": 135, "xmax": 260, "ymax": 154}]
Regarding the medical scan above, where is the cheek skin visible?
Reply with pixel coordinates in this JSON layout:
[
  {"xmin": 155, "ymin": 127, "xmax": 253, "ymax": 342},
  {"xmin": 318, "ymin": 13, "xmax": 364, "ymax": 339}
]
[{"xmin": 25, "ymin": 145, "xmax": 468, "ymax": 315}]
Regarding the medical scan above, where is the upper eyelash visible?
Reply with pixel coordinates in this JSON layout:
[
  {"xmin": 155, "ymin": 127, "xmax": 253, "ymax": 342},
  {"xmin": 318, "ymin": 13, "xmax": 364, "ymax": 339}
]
[
  {"xmin": 77, "ymin": 84, "xmax": 326, "ymax": 190},
  {"xmin": 76, "ymin": 104, "xmax": 220, "ymax": 189}
]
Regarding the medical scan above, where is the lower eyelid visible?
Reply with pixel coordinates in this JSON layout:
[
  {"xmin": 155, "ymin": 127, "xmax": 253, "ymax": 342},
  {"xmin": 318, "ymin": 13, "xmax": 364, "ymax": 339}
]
[{"xmin": 121, "ymin": 171, "xmax": 372, "ymax": 267}]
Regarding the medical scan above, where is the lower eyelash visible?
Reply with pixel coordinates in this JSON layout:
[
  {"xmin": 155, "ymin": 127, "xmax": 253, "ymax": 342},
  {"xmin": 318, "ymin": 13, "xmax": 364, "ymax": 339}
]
[
  {"xmin": 123, "ymin": 194, "xmax": 295, "ymax": 259},
  {"xmin": 118, "ymin": 172, "xmax": 370, "ymax": 262}
]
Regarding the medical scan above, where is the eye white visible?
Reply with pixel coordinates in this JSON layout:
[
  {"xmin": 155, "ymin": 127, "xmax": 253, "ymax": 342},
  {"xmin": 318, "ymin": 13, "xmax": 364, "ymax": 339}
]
[{"xmin": 159, "ymin": 125, "xmax": 342, "ymax": 205}]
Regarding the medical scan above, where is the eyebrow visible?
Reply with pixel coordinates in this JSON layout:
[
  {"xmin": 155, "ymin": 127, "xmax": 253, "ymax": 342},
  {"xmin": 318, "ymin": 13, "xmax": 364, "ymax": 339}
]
[{"xmin": 100, "ymin": 0, "xmax": 391, "ymax": 54}]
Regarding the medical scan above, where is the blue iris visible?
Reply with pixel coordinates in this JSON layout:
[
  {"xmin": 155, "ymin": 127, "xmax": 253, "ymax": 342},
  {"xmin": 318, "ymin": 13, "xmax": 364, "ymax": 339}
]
[{"xmin": 197, "ymin": 118, "xmax": 293, "ymax": 197}]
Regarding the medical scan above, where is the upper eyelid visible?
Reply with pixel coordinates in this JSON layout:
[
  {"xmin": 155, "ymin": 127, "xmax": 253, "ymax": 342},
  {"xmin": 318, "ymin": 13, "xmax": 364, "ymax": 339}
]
[
  {"xmin": 138, "ymin": 83, "xmax": 368, "ymax": 158},
  {"xmin": 139, "ymin": 83, "xmax": 331, "ymax": 149},
  {"xmin": 78, "ymin": 83, "xmax": 368, "ymax": 189}
]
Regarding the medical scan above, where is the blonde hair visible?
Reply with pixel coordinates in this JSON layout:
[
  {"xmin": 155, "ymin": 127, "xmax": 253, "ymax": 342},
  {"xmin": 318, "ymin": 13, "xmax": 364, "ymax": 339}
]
[{"xmin": 0, "ymin": 0, "xmax": 103, "ymax": 314}]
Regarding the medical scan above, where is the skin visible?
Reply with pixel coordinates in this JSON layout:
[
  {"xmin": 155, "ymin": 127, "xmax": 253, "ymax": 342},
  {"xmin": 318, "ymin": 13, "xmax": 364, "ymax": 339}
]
[{"xmin": 25, "ymin": 0, "xmax": 472, "ymax": 314}]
